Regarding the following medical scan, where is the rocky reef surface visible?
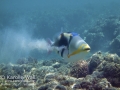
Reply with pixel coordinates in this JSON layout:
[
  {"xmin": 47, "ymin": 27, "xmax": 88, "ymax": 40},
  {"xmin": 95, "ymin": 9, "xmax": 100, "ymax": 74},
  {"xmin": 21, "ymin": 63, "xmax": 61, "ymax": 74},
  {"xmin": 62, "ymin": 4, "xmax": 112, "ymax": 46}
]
[
  {"xmin": 0, "ymin": 52, "xmax": 120, "ymax": 90},
  {"xmin": 83, "ymin": 16, "xmax": 120, "ymax": 56}
]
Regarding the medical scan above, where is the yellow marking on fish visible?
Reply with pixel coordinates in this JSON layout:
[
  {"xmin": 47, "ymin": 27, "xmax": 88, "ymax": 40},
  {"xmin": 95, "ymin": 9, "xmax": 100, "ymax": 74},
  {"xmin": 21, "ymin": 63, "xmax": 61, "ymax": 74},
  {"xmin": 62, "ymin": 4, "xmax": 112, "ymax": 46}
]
[{"xmin": 67, "ymin": 44, "xmax": 85, "ymax": 58}]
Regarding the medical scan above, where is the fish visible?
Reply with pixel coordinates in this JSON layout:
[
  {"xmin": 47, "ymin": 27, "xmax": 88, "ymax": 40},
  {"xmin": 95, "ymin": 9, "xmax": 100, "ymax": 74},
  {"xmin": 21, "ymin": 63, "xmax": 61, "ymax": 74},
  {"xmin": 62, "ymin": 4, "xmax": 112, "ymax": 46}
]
[{"xmin": 48, "ymin": 32, "xmax": 90, "ymax": 62}]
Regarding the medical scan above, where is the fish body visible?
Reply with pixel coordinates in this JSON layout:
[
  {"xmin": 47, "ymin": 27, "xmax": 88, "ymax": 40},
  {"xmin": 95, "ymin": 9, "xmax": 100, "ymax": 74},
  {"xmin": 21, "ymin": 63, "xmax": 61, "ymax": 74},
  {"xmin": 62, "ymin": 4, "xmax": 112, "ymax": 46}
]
[{"xmin": 49, "ymin": 32, "xmax": 90, "ymax": 62}]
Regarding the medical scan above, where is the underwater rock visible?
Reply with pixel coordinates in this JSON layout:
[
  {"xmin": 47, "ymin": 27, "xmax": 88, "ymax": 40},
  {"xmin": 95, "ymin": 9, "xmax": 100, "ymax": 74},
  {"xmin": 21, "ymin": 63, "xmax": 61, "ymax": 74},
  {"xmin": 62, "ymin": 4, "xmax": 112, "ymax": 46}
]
[
  {"xmin": 42, "ymin": 59, "xmax": 58, "ymax": 66},
  {"xmin": 92, "ymin": 71, "xmax": 104, "ymax": 78},
  {"xmin": 28, "ymin": 57, "xmax": 38, "ymax": 64},
  {"xmin": 60, "ymin": 79, "xmax": 75, "ymax": 86},
  {"xmin": 17, "ymin": 57, "xmax": 38, "ymax": 65},
  {"xmin": 72, "ymin": 75, "xmax": 94, "ymax": 89},
  {"xmin": 56, "ymin": 75, "xmax": 77, "ymax": 87},
  {"xmin": 0, "ymin": 86, "xmax": 7, "ymax": 90},
  {"xmin": 57, "ymin": 64, "xmax": 70, "ymax": 75},
  {"xmin": 107, "ymin": 77, "xmax": 120, "ymax": 87},
  {"xmin": 54, "ymin": 85, "xmax": 67, "ymax": 90},
  {"xmin": 38, "ymin": 81, "xmax": 58, "ymax": 90},
  {"xmin": 42, "ymin": 59, "xmax": 65, "ymax": 67},
  {"xmin": 70, "ymin": 61, "xmax": 89, "ymax": 78},
  {"xmin": 88, "ymin": 51, "xmax": 103, "ymax": 74},
  {"xmin": 110, "ymin": 35, "xmax": 120, "ymax": 56},
  {"xmin": 1, "ymin": 63, "xmax": 34, "ymax": 76},
  {"xmin": 31, "ymin": 65, "xmax": 56, "ymax": 86},
  {"xmin": 104, "ymin": 53, "xmax": 120, "ymax": 63},
  {"xmin": 1, "ymin": 52, "xmax": 120, "ymax": 90},
  {"xmin": 12, "ymin": 65, "xmax": 25, "ymax": 75},
  {"xmin": 72, "ymin": 75, "xmax": 112, "ymax": 90},
  {"xmin": 38, "ymin": 85, "xmax": 49, "ymax": 90},
  {"xmin": 103, "ymin": 62, "xmax": 120, "ymax": 77},
  {"xmin": 22, "ymin": 64, "xmax": 33, "ymax": 72},
  {"xmin": 89, "ymin": 52, "xmax": 120, "ymax": 87},
  {"xmin": 102, "ymin": 62, "xmax": 120, "ymax": 87},
  {"xmin": 44, "ymin": 73, "xmax": 56, "ymax": 83},
  {"xmin": 94, "ymin": 78, "xmax": 112, "ymax": 90},
  {"xmin": 0, "ymin": 64, "xmax": 14, "ymax": 76},
  {"xmin": 52, "ymin": 62, "xmax": 61, "ymax": 68},
  {"xmin": 17, "ymin": 58, "xmax": 28, "ymax": 65}
]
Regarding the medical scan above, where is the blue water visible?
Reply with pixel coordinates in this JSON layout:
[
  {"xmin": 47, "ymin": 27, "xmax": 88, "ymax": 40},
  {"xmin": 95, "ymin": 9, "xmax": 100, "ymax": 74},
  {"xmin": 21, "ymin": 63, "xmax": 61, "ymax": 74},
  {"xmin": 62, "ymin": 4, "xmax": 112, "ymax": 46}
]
[{"xmin": 0, "ymin": 0, "xmax": 120, "ymax": 63}]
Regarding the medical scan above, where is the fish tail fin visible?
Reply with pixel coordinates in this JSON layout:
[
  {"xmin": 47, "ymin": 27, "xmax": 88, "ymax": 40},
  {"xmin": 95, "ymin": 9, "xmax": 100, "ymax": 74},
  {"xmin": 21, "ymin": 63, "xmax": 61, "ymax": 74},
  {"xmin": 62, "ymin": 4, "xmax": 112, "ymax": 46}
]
[
  {"xmin": 46, "ymin": 38, "xmax": 54, "ymax": 54},
  {"xmin": 46, "ymin": 38, "xmax": 53, "ymax": 46}
]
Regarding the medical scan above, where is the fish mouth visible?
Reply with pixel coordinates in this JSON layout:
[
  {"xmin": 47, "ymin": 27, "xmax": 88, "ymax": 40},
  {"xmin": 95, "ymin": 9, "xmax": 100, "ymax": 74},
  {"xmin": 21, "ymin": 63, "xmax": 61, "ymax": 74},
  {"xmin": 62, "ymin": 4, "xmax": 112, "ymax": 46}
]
[
  {"xmin": 84, "ymin": 48, "xmax": 90, "ymax": 50},
  {"xmin": 83, "ymin": 45, "xmax": 91, "ymax": 52}
]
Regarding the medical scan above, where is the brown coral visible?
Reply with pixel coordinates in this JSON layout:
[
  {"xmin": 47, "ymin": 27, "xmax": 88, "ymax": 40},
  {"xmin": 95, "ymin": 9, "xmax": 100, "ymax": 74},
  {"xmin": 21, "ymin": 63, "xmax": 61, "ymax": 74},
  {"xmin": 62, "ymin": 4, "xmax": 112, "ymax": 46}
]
[
  {"xmin": 104, "ymin": 53, "xmax": 120, "ymax": 63},
  {"xmin": 103, "ymin": 63, "xmax": 120, "ymax": 77},
  {"xmin": 70, "ymin": 60, "xmax": 89, "ymax": 78},
  {"xmin": 88, "ymin": 52, "xmax": 103, "ymax": 74}
]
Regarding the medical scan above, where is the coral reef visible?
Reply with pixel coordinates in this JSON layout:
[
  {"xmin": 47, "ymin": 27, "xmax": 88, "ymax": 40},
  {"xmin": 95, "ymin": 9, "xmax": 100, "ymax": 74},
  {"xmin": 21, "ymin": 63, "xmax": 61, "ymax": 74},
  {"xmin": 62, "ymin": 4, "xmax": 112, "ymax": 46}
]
[
  {"xmin": 72, "ymin": 76, "xmax": 112, "ymax": 90},
  {"xmin": 17, "ymin": 57, "xmax": 38, "ymax": 65},
  {"xmin": 0, "ymin": 52, "xmax": 120, "ymax": 90},
  {"xmin": 110, "ymin": 35, "xmax": 120, "ymax": 55},
  {"xmin": 83, "ymin": 16, "xmax": 120, "ymax": 56},
  {"xmin": 88, "ymin": 52, "xmax": 120, "ymax": 88},
  {"xmin": 70, "ymin": 61, "xmax": 89, "ymax": 78},
  {"xmin": 88, "ymin": 51, "xmax": 103, "ymax": 74}
]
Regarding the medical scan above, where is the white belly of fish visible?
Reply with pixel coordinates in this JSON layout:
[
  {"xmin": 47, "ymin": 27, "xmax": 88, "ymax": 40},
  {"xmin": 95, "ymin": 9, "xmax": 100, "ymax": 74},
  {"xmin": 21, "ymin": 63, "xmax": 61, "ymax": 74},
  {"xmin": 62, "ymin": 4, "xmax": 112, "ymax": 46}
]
[{"xmin": 62, "ymin": 49, "xmax": 89, "ymax": 62}]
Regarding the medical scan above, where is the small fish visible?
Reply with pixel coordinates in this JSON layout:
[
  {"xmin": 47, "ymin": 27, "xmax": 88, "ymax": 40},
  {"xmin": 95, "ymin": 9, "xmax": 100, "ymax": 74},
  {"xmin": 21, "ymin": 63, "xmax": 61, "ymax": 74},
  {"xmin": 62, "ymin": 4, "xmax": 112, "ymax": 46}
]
[{"xmin": 48, "ymin": 32, "xmax": 90, "ymax": 62}]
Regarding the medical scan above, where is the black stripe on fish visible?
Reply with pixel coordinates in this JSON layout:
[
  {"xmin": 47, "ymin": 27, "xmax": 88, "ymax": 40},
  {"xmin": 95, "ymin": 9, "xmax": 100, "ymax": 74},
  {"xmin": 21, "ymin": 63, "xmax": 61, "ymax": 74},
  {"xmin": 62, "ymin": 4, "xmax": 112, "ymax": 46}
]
[
  {"xmin": 61, "ymin": 48, "xmax": 65, "ymax": 57},
  {"xmin": 67, "ymin": 35, "xmax": 73, "ymax": 54},
  {"xmin": 58, "ymin": 33, "xmax": 68, "ymax": 46}
]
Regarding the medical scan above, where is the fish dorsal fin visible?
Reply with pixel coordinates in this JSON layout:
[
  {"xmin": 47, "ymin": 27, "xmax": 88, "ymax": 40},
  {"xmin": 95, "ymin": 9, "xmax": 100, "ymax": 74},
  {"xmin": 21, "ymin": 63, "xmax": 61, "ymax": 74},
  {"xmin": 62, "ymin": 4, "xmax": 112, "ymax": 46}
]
[
  {"xmin": 61, "ymin": 27, "xmax": 63, "ymax": 33},
  {"xmin": 71, "ymin": 32, "xmax": 79, "ymax": 37}
]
